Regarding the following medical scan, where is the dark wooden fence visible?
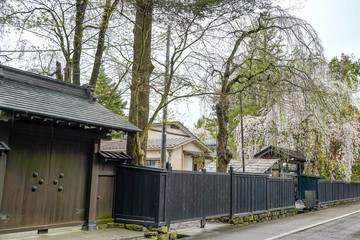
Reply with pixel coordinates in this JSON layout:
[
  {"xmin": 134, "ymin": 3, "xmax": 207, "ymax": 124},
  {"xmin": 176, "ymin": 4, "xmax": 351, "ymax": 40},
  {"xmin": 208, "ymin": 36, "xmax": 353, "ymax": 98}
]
[
  {"xmin": 298, "ymin": 174, "xmax": 322, "ymax": 200},
  {"xmin": 114, "ymin": 164, "xmax": 295, "ymax": 227},
  {"xmin": 296, "ymin": 175, "xmax": 360, "ymax": 204},
  {"xmin": 318, "ymin": 180, "xmax": 360, "ymax": 203}
]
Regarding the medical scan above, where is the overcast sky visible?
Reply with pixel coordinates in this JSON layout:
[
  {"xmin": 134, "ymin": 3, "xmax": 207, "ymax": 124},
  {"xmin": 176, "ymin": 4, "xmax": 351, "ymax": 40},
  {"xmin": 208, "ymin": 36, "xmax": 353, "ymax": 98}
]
[{"xmin": 296, "ymin": 0, "xmax": 360, "ymax": 60}]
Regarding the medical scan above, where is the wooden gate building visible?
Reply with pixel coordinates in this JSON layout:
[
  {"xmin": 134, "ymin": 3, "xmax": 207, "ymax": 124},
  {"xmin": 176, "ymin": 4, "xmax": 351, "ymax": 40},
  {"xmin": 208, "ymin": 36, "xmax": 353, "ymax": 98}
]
[{"xmin": 0, "ymin": 65, "xmax": 140, "ymax": 233}]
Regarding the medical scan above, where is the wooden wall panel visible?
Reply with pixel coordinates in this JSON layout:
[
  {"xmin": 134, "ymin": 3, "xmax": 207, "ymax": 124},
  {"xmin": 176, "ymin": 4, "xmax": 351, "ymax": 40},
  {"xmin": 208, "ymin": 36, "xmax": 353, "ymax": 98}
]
[{"xmin": 0, "ymin": 127, "xmax": 10, "ymax": 212}]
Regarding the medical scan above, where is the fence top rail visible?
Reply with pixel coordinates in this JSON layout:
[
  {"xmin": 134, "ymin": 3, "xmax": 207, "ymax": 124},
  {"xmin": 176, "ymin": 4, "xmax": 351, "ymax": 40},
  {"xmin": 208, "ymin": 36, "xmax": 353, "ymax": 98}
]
[
  {"xmin": 172, "ymin": 170, "xmax": 203, "ymax": 175},
  {"xmin": 300, "ymin": 174, "xmax": 322, "ymax": 179},
  {"xmin": 233, "ymin": 172, "xmax": 271, "ymax": 178},
  {"xmin": 117, "ymin": 164, "xmax": 169, "ymax": 173},
  {"xmin": 205, "ymin": 172, "xmax": 229, "ymax": 176},
  {"xmin": 318, "ymin": 179, "xmax": 360, "ymax": 184},
  {"xmin": 268, "ymin": 176, "xmax": 294, "ymax": 181}
]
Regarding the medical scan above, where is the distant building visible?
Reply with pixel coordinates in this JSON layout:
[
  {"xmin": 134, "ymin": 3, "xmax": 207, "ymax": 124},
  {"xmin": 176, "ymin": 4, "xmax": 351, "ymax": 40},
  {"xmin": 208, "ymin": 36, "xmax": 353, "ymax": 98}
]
[
  {"xmin": 205, "ymin": 145, "xmax": 305, "ymax": 177},
  {"xmin": 101, "ymin": 121, "xmax": 213, "ymax": 171}
]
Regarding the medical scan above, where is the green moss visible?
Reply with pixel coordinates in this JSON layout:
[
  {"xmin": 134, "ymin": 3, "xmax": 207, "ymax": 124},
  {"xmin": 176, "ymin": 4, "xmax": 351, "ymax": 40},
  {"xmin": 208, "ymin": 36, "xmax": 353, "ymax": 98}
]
[
  {"xmin": 125, "ymin": 224, "xmax": 143, "ymax": 231},
  {"xmin": 156, "ymin": 226, "xmax": 168, "ymax": 234},
  {"xmin": 145, "ymin": 231, "xmax": 158, "ymax": 239},
  {"xmin": 95, "ymin": 218, "xmax": 113, "ymax": 225},
  {"xmin": 97, "ymin": 224, "xmax": 108, "ymax": 229},
  {"xmin": 169, "ymin": 230, "xmax": 177, "ymax": 240},
  {"xmin": 114, "ymin": 223, "xmax": 125, "ymax": 228},
  {"xmin": 157, "ymin": 233, "xmax": 169, "ymax": 240}
]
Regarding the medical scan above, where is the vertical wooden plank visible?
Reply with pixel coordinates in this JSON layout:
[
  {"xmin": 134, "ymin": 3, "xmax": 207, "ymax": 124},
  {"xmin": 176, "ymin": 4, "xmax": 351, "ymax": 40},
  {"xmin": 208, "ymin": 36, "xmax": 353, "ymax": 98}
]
[
  {"xmin": 165, "ymin": 163, "xmax": 171, "ymax": 227},
  {"xmin": 266, "ymin": 177, "xmax": 270, "ymax": 210},
  {"xmin": 0, "ymin": 127, "xmax": 9, "ymax": 211},
  {"xmin": 200, "ymin": 169, "xmax": 206, "ymax": 228},
  {"xmin": 229, "ymin": 167, "xmax": 234, "ymax": 218},
  {"xmin": 82, "ymin": 139, "xmax": 98, "ymax": 231}
]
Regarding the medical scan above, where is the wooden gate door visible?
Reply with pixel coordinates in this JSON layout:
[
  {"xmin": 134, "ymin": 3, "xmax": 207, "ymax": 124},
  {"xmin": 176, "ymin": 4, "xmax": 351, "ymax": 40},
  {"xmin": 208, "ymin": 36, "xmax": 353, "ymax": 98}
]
[
  {"xmin": 44, "ymin": 137, "xmax": 90, "ymax": 225},
  {"xmin": 0, "ymin": 132, "xmax": 52, "ymax": 229},
  {"xmin": 0, "ymin": 132, "xmax": 91, "ymax": 231},
  {"xmin": 96, "ymin": 175, "xmax": 115, "ymax": 220}
]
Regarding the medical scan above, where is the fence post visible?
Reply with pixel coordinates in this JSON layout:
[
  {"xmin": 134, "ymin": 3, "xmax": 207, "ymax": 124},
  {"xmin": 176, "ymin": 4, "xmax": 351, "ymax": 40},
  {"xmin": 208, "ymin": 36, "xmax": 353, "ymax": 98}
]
[
  {"xmin": 165, "ymin": 162, "xmax": 172, "ymax": 228},
  {"xmin": 266, "ymin": 176, "xmax": 270, "ymax": 211},
  {"xmin": 201, "ymin": 168, "xmax": 206, "ymax": 228},
  {"xmin": 282, "ymin": 178, "xmax": 285, "ymax": 208},
  {"xmin": 229, "ymin": 166, "xmax": 234, "ymax": 218}
]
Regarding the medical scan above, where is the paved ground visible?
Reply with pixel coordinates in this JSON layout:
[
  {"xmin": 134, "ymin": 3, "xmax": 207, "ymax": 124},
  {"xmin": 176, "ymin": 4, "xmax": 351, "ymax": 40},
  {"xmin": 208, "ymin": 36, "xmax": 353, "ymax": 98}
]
[
  {"xmin": 181, "ymin": 202, "xmax": 360, "ymax": 240},
  {"xmin": 2, "ymin": 202, "xmax": 360, "ymax": 240},
  {"xmin": 0, "ymin": 226, "xmax": 144, "ymax": 240}
]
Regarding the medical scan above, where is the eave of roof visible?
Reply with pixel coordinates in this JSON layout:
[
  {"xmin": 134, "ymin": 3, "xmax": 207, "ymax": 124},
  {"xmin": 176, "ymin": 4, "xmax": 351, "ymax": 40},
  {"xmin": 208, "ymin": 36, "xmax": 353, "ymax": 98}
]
[
  {"xmin": 0, "ymin": 65, "xmax": 140, "ymax": 133},
  {"xmin": 98, "ymin": 150, "xmax": 132, "ymax": 163},
  {"xmin": 254, "ymin": 145, "xmax": 306, "ymax": 163}
]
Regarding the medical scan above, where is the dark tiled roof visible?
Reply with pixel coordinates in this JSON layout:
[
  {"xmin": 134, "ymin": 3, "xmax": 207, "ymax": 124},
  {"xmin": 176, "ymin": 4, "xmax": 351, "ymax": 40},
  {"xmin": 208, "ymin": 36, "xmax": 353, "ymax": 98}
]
[
  {"xmin": 101, "ymin": 137, "xmax": 193, "ymax": 150},
  {"xmin": 254, "ymin": 145, "xmax": 306, "ymax": 163},
  {"xmin": 97, "ymin": 150, "xmax": 132, "ymax": 163},
  {"xmin": 205, "ymin": 158, "xmax": 278, "ymax": 173},
  {"xmin": 0, "ymin": 65, "xmax": 140, "ymax": 132}
]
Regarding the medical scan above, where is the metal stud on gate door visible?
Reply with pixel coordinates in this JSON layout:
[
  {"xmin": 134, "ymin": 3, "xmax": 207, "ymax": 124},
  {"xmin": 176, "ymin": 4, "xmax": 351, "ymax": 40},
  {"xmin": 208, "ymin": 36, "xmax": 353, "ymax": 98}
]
[
  {"xmin": 32, "ymin": 186, "xmax": 37, "ymax": 192},
  {"xmin": 58, "ymin": 186, "xmax": 63, "ymax": 192},
  {"xmin": 53, "ymin": 179, "xmax": 58, "ymax": 185},
  {"xmin": 38, "ymin": 179, "xmax": 44, "ymax": 185},
  {"xmin": 33, "ymin": 172, "xmax": 38, "ymax": 178},
  {"xmin": 59, "ymin": 173, "xmax": 64, "ymax": 178}
]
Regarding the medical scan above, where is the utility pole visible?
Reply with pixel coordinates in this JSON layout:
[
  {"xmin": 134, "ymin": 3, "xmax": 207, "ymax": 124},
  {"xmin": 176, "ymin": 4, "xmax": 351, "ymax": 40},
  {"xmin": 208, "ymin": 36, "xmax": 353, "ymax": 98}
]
[
  {"xmin": 239, "ymin": 93, "xmax": 245, "ymax": 172},
  {"xmin": 160, "ymin": 25, "xmax": 171, "ymax": 168}
]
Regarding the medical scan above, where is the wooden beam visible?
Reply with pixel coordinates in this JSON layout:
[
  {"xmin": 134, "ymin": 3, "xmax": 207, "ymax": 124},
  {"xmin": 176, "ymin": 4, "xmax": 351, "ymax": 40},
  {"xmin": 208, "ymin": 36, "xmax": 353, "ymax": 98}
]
[
  {"xmin": 82, "ymin": 139, "xmax": 100, "ymax": 231},
  {"xmin": 0, "ymin": 127, "xmax": 9, "ymax": 210}
]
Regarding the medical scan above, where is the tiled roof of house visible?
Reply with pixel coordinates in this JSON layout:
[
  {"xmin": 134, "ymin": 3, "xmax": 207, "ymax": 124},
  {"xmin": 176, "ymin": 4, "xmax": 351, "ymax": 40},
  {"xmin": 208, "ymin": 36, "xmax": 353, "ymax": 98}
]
[
  {"xmin": 97, "ymin": 150, "xmax": 132, "ymax": 163},
  {"xmin": 0, "ymin": 65, "xmax": 140, "ymax": 132},
  {"xmin": 101, "ymin": 137, "xmax": 193, "ymax": 150},
  {"xmin": 205, "ymin": 158, "xmax": 278, "ymax": 173},
  {"xmin": 254, "ymin": 145, "xmax": 306, "ymax": 163}
]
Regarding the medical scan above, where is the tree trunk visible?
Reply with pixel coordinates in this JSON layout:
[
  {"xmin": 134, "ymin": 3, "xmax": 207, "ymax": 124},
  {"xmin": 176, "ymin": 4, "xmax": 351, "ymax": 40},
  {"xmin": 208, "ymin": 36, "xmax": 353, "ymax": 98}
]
[
  {"xmin": 216, "ymin": 94, "xmax": 232, "ymax": 172},
  {"xmin": 89, "ymin": 0, "xmax": 120, "ymax": 88},
  {"xmin": 72, "ymin": 0, "xmax": 88, "ymax": 86},
  {"xmin": 126, "ymin": 0, "xmax": 154, "ymax": 165},
  {"xmin": 64, "ymin": 61, "xmax": 72, "ymax": 83}
]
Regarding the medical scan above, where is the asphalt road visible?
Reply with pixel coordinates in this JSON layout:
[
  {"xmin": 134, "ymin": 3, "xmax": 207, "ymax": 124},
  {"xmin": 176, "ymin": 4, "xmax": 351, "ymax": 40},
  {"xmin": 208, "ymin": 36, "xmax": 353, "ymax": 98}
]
[
  {"xmin": 182, "ymin": 202, "xmax": 360, "ymax": 240},
  {"xmin": 276, "ymin": 213, "xmax": 360, "ymax": 240}
]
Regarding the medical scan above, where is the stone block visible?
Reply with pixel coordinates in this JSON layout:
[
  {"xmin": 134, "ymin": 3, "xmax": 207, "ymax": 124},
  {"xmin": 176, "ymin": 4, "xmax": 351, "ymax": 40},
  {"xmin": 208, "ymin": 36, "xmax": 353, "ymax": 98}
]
[
  {"xmin": 125, "ymin": 224, "xmax": 143, "ymax": 231},
  {"xmin": 107, "ymin": 222, "xmax": 115, "ymax": 228},
  {"xmin": 157, "ymin": 233, "xmax": 169, "ymax": 240},
  {"xmin": 114, "ymin": 223, "xmax": 125, "ymax": 228},
  {"xmin": 169, "ymin": 230, "xmax": 177, "ymax": 240},
  {"xmin": 145, "ymin": 231, "xmax": 158, "ymax": 239},
  {"xmin": 97, "ymin": 224, "xmax": 108, "ymax": 229},
  {"xmin": 156, "ymin": 226, "xmax": 168, "ymax": 234}
]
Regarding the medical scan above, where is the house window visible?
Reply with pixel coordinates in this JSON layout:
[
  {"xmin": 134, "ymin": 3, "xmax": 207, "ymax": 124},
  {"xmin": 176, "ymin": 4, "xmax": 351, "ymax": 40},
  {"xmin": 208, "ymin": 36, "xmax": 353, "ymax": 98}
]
[
  {"xmin": 146, "ymin": 160, "xmax": 159, "ymax": 168},
  {"xmin": 170, "ymin": 124, "xmax": 179, "ymax": 130}
]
